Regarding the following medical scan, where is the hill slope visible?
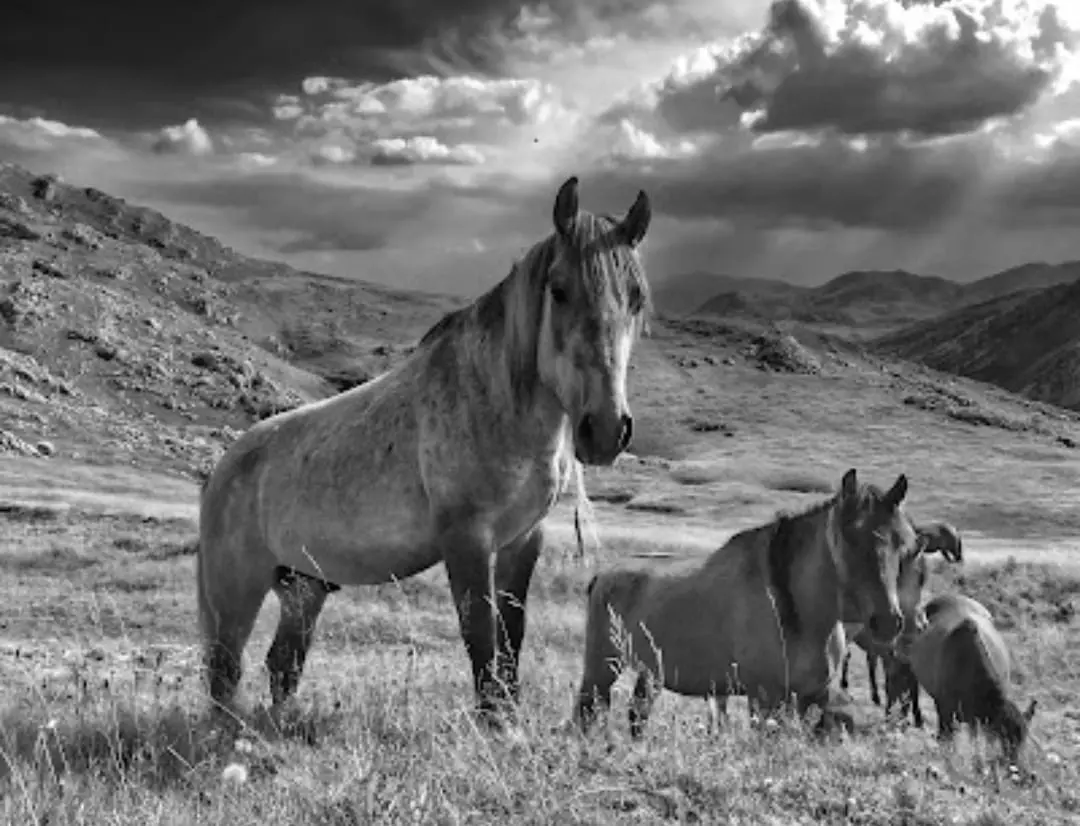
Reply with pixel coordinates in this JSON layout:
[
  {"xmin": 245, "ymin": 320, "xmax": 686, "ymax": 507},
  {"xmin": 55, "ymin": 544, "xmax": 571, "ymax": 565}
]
[
  {"xmin": 0, "ymin": 162, "xmax": 461, "ymax": 476},
  {"xmin": 653, "ymin": 271, "xmax": 803, "ymax": 317},
  {"xmin": 961, "ymin": 261, "xmax": 1080, "ymax": 305},
  {"xmin": 873, "ymin": 279, "xmax": 1080, "ymax": 412}
]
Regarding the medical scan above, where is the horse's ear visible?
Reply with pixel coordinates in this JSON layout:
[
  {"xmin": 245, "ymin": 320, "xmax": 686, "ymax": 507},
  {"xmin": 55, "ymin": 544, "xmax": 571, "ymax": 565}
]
[
  {"xmin": 619, "ymin": 189, "xmax": 651, "ymax": 247},
  {"xmin": 935, "ymin": 522, "xmax": 963, "ymax": 563},
  {"xmin": 884, "ymin": 474, "xmax": 908, "ymax": 508},
  {"xmin": 1024, "ymin": 698, "xmax": 1037, "ymax": 722},
  {"xmin": 553, "ymin": 176, "xmax": 579, "ymax": 238},
  {"xmin": 840, "ymin": 468, "xmax": 858, "ymax": 499}
]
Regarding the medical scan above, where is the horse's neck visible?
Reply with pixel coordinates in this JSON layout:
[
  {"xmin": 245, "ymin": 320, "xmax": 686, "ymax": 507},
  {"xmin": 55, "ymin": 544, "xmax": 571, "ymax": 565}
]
[
  {"xmin": 790, "ymin": 506, "xmax": 843, "ymax": 636},
  {"xmin": 462, "ymin": 259, "xmax": 569, "ymax": 456}
]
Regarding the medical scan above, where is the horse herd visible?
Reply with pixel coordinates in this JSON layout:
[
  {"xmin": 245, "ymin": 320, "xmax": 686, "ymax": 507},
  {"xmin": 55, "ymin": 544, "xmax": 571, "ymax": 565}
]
[{"xmin": 194, "ymin": 176, "xmax": 1037, "ymax": 767}]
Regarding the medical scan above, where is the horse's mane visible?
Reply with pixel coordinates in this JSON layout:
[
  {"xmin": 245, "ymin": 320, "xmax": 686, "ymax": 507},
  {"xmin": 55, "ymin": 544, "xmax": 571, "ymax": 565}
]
[
  {"xmin": 765, "ymin": 482, "xmax": 888, "ymax": 635},
  {"xmin": 414, "ymin": 210, "xmax": 654, "ymax": 397}
]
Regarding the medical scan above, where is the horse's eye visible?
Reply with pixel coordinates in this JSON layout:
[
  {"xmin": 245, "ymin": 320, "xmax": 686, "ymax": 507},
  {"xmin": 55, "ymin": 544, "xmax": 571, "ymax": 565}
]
[{"xmin": 551, "ymin": 286, "xmax": 568, "ymax": 305}]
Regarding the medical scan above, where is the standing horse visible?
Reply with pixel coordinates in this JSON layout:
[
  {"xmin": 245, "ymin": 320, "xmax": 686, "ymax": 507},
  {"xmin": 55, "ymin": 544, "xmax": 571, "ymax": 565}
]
[
  {"xmin": 887, "ymin": 593, "xmax": 1037, "ymax": 763},
  {"xmin": 840, "ymin": 521, "xmax": 963, "ymax": 711},
  {"xmin": 196, "ymin": 176, "xmax": 653, "ymax": 724},
  {"xmin": 573, "ymin": 468, "xmax": 921, "ymax": 738}
]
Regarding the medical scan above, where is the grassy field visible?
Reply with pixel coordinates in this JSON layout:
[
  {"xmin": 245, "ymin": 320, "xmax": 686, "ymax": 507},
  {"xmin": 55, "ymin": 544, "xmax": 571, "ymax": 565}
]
[
  {"xmin": 2, "ymin": 445, "xmax": 1079, "ymax": 825},
  {"xmin": 5, "ymin": 161, "xmax": 1080, "ymax": 823}
]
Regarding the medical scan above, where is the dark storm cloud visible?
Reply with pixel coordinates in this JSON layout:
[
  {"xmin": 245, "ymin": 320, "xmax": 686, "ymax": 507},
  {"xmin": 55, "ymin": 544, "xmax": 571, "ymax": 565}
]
[
  {"xmin": 0, "ymin": 0, "xmax": 656, "ymax": 133},
  {"xmin": 735, "ymin": 0, "xmax": 1060, "ymax": 137},
  {"xmin": 607, "ymin": 0, "xmax": 1077, "ymax": 143}
]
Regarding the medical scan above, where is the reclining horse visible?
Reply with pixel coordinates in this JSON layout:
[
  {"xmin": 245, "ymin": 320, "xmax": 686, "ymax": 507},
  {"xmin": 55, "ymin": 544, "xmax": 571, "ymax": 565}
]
[{"xmin": 574, "ymin": 469, "xmax": 924, "ymax": 738}]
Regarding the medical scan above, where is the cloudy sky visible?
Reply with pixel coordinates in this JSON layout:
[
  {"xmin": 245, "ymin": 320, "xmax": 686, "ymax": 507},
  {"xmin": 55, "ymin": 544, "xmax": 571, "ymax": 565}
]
[{"xmin": 2, "ymin": 0, "xmax": 1080, "ymax": 294}]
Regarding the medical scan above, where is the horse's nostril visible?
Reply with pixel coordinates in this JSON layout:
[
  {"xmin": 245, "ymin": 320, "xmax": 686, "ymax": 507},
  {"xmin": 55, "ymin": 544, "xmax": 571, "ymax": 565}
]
[{"xmin": 577, "ymin": 414, "xmax": 594, "ymax": 445}]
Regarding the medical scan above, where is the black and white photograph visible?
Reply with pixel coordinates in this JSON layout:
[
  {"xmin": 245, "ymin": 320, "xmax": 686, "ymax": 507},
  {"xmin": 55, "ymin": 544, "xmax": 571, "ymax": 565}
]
[{"xmin": 1, "ymin": 0, "xmax": 1078, "ymax": 822}]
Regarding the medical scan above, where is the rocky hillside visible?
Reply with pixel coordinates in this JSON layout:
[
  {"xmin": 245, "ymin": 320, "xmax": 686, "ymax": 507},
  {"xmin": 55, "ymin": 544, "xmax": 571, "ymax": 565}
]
[
  {"xmin": 0, "ymin": 162, "xmax": 460, "ymax": 477},
  {"xmin": 874, "ymin": 279, "xmax": 1080, "ymax": 412}
]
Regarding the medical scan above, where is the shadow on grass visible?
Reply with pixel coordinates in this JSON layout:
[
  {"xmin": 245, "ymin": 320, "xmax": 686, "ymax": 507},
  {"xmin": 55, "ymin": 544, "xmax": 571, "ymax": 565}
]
[
  {"xmin": 0, "ymin": 543, "xmax": 100, "ymax": 573},
  {"xmin": 0, "ymin": 697, "xmax": 357, "ymax": 791},
  {"xmin": 761, "ymin": 471, "xmax": 835, "ymax": 496}
]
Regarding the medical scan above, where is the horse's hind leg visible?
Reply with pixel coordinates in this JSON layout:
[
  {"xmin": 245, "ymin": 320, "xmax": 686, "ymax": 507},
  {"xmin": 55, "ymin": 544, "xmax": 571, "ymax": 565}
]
[
  {"xmin": 266, "ymin": 567, "xmax": 338, "ymax": 707},
  {"xmin": 493, "ymin": 526, "xmax": 544, "ymax": 705}
]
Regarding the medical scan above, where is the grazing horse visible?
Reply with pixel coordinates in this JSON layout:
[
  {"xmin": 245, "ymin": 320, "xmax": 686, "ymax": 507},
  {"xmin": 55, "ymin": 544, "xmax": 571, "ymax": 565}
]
[
  {"xmin": 573, "ymin": 468, "xmax": 921, "ymax": 738},
  {"xmin": 840, "ymin": 522, "xmax": 963, "ymax": 712},
  {"xmin": 886, "ymin": 593, "xmax": 1036, "ymax": 764},
  {"xmin": 196, "ymin": 176, "xmax": 654, "ymax": 723}
]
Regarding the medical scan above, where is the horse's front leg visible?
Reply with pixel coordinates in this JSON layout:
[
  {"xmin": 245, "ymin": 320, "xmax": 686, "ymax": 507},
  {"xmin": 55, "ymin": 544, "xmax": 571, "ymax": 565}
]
[
  {"xmin": 493, "ymin": 526, "xmax": 544, "ymax": 706},
  {"xmin": 441, "ymin": 526, "xmax": 503, "ymax": 723}
]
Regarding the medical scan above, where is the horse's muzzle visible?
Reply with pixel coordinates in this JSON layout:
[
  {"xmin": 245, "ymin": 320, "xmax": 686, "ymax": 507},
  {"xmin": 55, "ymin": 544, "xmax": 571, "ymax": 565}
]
[
  {"xmin": 867, "ymin": 607, "xmax": 904, "ymax": 644},
  {"xmin": 575, "ymin": 412, "xmax": 633, "ymax": 465}
]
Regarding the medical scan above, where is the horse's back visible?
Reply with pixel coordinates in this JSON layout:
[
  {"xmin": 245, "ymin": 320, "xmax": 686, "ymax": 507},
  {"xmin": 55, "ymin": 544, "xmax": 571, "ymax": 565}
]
[
  {"xmin": 923, "ymin": 593, "xmax": 992, "ymax": 626},
  {"xmin": 909, "ymin": 593, "xmax": 1009, "ymax": 702},
  {"xmin": 588, "ymin": 539, "xmax": 778, "ymax": 695},
  {"xmin": 198, "ymin": 358, "xmax": 445, "ymax": 584},
  {"xmin": 588, "ymin": 556, "xmax": 702, "ymax": 623}
]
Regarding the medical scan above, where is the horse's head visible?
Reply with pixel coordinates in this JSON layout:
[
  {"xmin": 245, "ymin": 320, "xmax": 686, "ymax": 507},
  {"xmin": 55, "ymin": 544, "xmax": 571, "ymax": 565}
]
[
  {"xmin": 538, "ymin": 176, "xmax": 652, "ymax": 466},
  {"xmin": 895, "ymin": 520, "xmax": 964, "ymax": 633},
  {"xmin": 834, "ymin": 468, "xmax": 919, "ymax": 646},
  {"xmin": 994, "ymin": 698, "xmax": 1038, "ymax": 765}
]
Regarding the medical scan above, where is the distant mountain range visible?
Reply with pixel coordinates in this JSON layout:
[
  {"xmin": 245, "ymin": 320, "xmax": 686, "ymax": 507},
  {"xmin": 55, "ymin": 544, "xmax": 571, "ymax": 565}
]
[
  {"xmin": 655, "ymin": 264, "xmax": 1080, "ymax": 330},
  {"xmin": 653, "ymin": 262, "xmax": 1080, "ymax": 412}
]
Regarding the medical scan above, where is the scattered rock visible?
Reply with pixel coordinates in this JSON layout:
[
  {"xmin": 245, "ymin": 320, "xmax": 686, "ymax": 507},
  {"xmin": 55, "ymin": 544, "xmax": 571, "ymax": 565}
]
[
  {"xmin": 748, "ymin": 332, "xmax": 821, "ymax": 375},
  {"xmin": 62, "ymin": 223, "xmax": 102, "ymax": 250},
  {"xmin": 191, "ymin": 351, "xmax": 220, "ymax": 370},
  {"xmin": 0, "ymin": 429, "xmax": 43, "ymax": 457},
  {"xmin": 35, "ymin": 440, "xmax": 55, "ymax": 456},
  {"xmin": 94, "ymin": 342, "xmax": 120, "ymax": 361},
  {"xmin": 32, "ymin": 259, "xmax": 67, "ymax": 279},
  {"xmin": 67, "ymin": 328, "xmax": 99, "ymax": 344},
  {"xmin": 0, "ymin": 191, "xmax": 33, "ymax": 215},
  {"xmin": 31, "ymin": 174, "xmax": 60, "ymax": 202},
  {"xmin": 0, "ymin": 216, "xmax": 41, "ymax": 241}
]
